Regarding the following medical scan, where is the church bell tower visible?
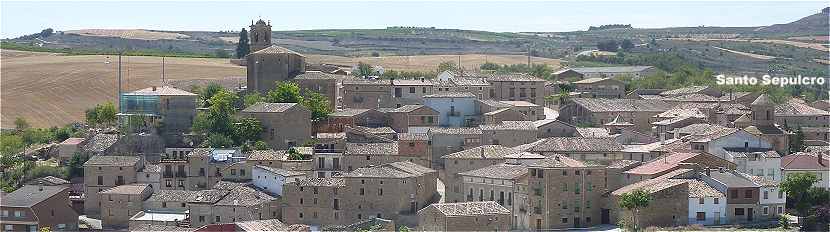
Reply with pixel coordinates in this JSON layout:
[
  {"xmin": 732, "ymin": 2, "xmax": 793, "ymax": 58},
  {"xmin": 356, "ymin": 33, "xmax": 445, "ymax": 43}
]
[{"xmin": 249, "ymin": 19, "xmax": 272, "ymax": 53}]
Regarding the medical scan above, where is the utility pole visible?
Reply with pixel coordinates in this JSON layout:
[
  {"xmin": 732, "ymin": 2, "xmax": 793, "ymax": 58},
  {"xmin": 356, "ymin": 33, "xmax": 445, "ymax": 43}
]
[
  {"xmin": 527, "ymin": 44, "xmax": 531, "ymax": 67},
  {"xmin": 162, "ymin": 57, "xmax": 165, "ymax": 84}
]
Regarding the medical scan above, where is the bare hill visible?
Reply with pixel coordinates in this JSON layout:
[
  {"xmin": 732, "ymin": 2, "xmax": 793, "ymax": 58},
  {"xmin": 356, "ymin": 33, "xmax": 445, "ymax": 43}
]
[{"xmin": 757, "ymin": 7, "xmax": 829, "ymax": 35}]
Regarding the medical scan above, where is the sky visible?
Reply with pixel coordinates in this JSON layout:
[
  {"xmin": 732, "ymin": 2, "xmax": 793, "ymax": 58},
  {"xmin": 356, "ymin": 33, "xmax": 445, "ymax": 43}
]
[{"xmin": 1, "ymin": 1, "xmax": 827, "ymax": 39}]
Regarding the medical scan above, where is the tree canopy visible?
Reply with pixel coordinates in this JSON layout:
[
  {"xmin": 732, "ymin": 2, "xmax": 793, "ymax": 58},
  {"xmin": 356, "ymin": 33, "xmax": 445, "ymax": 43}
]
[{"xmin": 235, "ymin": 28, "xmax": 250, "ymax": 59}]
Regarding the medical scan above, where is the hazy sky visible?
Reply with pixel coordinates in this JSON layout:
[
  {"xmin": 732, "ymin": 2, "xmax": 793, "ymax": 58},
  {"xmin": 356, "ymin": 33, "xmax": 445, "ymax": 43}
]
[{"xmin": 1, "ymin": 1, "xmax": 826, "ymax": 38}]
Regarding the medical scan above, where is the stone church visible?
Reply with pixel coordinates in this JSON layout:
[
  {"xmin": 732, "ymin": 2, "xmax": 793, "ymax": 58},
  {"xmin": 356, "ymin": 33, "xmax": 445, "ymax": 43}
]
[{"xmin": 246, "ymin": 19, "xmax": 306, "ymax": 94}]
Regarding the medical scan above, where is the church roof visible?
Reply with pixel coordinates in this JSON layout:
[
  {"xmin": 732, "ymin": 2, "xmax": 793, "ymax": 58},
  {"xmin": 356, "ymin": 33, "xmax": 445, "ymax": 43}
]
[
  {"xmin": 252, "ymin": 45, "xmax": 304, "ymax": 57},
  {"xmin": 751, "ymin": 94, "xmax": 772, "ymax": 106}
]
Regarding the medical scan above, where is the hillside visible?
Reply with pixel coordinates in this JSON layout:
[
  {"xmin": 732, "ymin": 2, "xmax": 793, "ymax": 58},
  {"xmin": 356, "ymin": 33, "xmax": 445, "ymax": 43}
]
[{"xmin": 757, "ymin": 7, "xmax": 830, "ymax": 36}]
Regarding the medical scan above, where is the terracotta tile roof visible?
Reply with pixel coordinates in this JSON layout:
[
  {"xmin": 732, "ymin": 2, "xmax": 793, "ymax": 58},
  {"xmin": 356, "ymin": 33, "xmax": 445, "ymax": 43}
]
[
  {"xmin": 60, "ymin": 137, "xmax": 85, "ymax": 145},
  {"xmin": 100, "ymin": 184, "xmax": 150, "ymax": 195},
  {"xmin": 147, "ymin": 190, "xmax": 199, "ymax": 202},
  {"xmin": 83, "ymin": 155, "xmax": 140, "ymax": 166},
  {"xmin": 526, "ymin": 155, "xmax": 588, "ymax": 168},
  {"xmin": 341, "ymin": 161, "xmax": 432, "ymax": 178},
  {"xmin": 316, "ymin": 132, "xmax": 346, "ymax": 139},
  {"xmin": 723, "ymin": 148, "xmax": 780, "ymax": 159},
  {"xmin": 478, "ymin": 100, "xmax": 511, "ymax": 108},
  {"xmin": 706, "ymin": 170, "xmax": 757, "ymax": 188},
  {"xmin": 354, "ymin": 126, "xmax": 396, "ymax": 134},
  {"xmin": 242, "ymin": 102, "xmax": 299, "ymax": 113},
  {"xmin": 655, "ymin": 108, "xmax": 707, "ymax": 119},
  {"xmin": 248, "ymin": 150, "xmax": 287, "ymax": 161},
  {"xmin": 252, "ymin": 45, "xmax": 304, "ymax": 56},
  {"xmin": 570, "ymin": 98, "xmax": 672, "ymax": 112},
  {"xmin": 776, "ymin": 99, "xmax": 830, "ymax": 116},
  {"xmin": 459, "ymin": 164, "xmax": 528, "ymax": 179},
  {"xmin": 613, "ymin": 169, "xmax": 693, "ymax": 195},
  {"xmin": 607, "ymin": 160, "xmax": 642, "ymax": 169},
  {"xmin": 570, "ymin": 66, "xmax": 654, "ymax": 74},
  {"xmin": 27, "ymin": 176, "xmax": 70, "ymax": 185},
  {"xmin": 576, "ymin": 127, "xmax": 612, "ymax": 138},
  {"xmin": 441, "ymin": 145, "xmax": 520, "ymax": 160},
  {"xmin": 686, "ymin": 180, "xmax": 725, "ymax": 198},
  {"xmin": 345, "ymin": 142, "xmax": 398, "ymax": 155},
  {"xmin": 483, "ymin": 73, "xmax": 545, "ymax": 82},
  {"xmin": 499, "ymin": 101, "xmax": 539, "ymax": 107},
  {"xmin": 212, "ymin": 181, "xmax": 249, "ymax": 190},
  {"xmin": 215, "ymin": 186, "xmax": 276, "ymax": 206},
  {"xmin": 342, "ymin": 78, "xmax": 390, "ymax": 85},
  {"xmin": 429, "ymin": 127, "xmax": 482, "ymax": 135},
  {"xmin": 744, "ymin": 125, "xmax": 786, "ymax": 135},
  {"xmin": 424, "ymin": 92, "xmax": 477, "ymax": 98},
  {"xmin": 330, "ymin": 108, "xmax": 373, "ymax": 117},
  {"xmin": 294, "ymin": 71, "xmax": 351, "ymax": 80},
  {"xmin": 524, "ymin": 137, "xmax": 623, "ymax": 153},
  {"xmin": 293, "ymin": 178, "xmax": 345, "ymax": 187},
  {"xmin": 256, "ymin": 165, "xmax": 305, "ymax": 177},
  {"xmin": 82, "ymin": 133, "xmax": 121, "ymax": 153},
  {"xmin": 392, "ymin": 79, "xmax": 434, "ymax": 86},
  {"xmin": 667, "ymin": 93, "xmax": 723, "ymax": 102},
  {"xmin": 479, "ymin": 121, "xmax": 537, "ymax": 131},
  {"xmin": 235, "ymin": 219, "xmax": 290, "ymax": 232},
  {"xmin": 781, "ymin": 152, "xmax": 829, "ymax": 170},
  {"xmin": 624, "ymin": 152, "xmax": 701, "ymax": 175},
  {"xmin": 124, "ymin": 86, "xmax": 197, "ymax": 96},
  {"xmin": 659, "ymin": 86, "xmax": 712, "ymax": 96},
  {"xmin": 671, "ymin": 124, "xmax": 730, "ymax": 136},
  {"xmin": 386, "ymin": 161, "xmax": 436, "ymax": 176},
  {"xmin": 573, "ymin": 77, "xmax": 613, "ymax": 84},
  {"xmin": 397, "ymin": 133, "xmax": 429, "ymax": 141},
  {"xmin": 743, "ymin": 174, "xmax": 778, "ymax": 187},
  {"xmin": 751, "ymin": 94, "xmax": 773, "ymax": 106},
  {"xmin": 385, "ymin": 104, "xmax": 432, "ymax": 113},
  {"xmin": 428, "ymin": 201, "xmax": 511, "ymax": 216},
  {"xmin": 1, "ymin": 185, "xmax": 68, "ymax": 207}
]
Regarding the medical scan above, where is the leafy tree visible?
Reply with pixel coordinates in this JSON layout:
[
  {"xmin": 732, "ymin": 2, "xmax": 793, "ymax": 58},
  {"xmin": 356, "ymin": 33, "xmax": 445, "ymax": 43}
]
[
  {"xmin": 790, "ymin": 128, "xmax": 805, "ymax": 153},
  {"xmin": 14, "ymin": 117, "xmax": 30, "ymax": 131},
  {"xmin": 204, "ymin": 133, "xmax": 234, "ymax": 148},
  {"xmin": 28, "ymin": 165, "xmax": 67, "ymax": 180},
  {"xmin": 22, "ymin": 128, "xmax": 54, "ymax": 147},
  {"xmin": 266, "ymin": 82, "xmax": 303, "ymax": 103},
  {"xmin": 214, "ymin": 49, "xmax": 230, "ymax": 58},
  {"xmin": 618, "ymin": 188, "xmax": 652, "ymax": 231},
  {"xmin": 243, "ymin": 92, "xmax": 265, "ymax": 108},
  {"xmin": 438, "ymin": 61, "xmax": 457, "ymax": 73},
  {"xmin": 235, "ymin": 28, "xmax": 250, "ymax": 59},
  {"xmin": 253, "ymin": 141, "xmax": 269, "ymax": 150},
  {"xmin": 0, "ymin": 134, "xmax": 24, "ymax": 156},
  {"xmin": 198, "ymin": 83, "xmax": 224, "ymax": 107},
  {"xmin": 480, "ymin": 62, "xmax": 500, "ymax": 70},
  {"xmin": 621, "ymin": 39, "xmax": 634, "ymax": 50},
  {"xmin": 353, "ymin": 62, "xmax": 375, "ymax": 77},
  {"xmin": 301, "ymin": 91, "xmax": 332, "ymax": 121},
  {"xmin": 781, "ymin": 173, "xmax": 819, "ymax": 216},
  {"xmin": 233, "ymin": 118, "xmax": 263, "ymax": 144},
  {"xmin": 39, "ymin": 28, "xmax": 54, "ymax": 38},
  {"xmin": 597, "ymin": 40, "xmax": 619, "ymax": 52},
  {"xmin": 67, "ymin": 152, "xmax": 90, "ymax": 178},
  {"xmin": 95, "ymin": 102, "xmax": 118, "ymax": 126},
  {"xmin": 529, "ymin": 64, "xmax": 553, "ymax": 79}
]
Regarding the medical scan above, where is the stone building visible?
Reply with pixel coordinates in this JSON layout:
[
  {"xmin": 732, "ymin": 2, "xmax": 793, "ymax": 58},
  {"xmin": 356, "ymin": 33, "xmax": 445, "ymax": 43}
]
[
  {"xmin": 485, "ymin": 73, "xmax": 546, "ymax": 105},
  {"xmin": 517, "ymin": 137, "xmax": 625, "ymax": 163},
  {"xmin": 246, "ymin": 45, "xmax": 306, "ymax": 94},
  {"xmin": 281, "ymin": 178, "xmax": 347, "ymax": 226},
  {"xmin": 83, "ymin": 155, "xmax": 145, "ymax": 217},
  {"xmin": 119, "ymin": 86, "xmax": 198, "ymax": 140},
  {"xmin": 479, "ymin": 121, "xmax": 538, "ymax": 147},
  {"xmin": 558, "ymin": 98, "xmax": 673, "ymax": 133},
  {"xmin": 499, "ymin": 101, "xmax": 545, "ymax": 120},
  {"xmin": 458, "ymin": 164, "xmax": 530, "ymax": 229},
  {"xmin": 241, "ymin": 102, "xmax": 312, "ymax": 149},
  {"xmin": 0, "ymin": 185, "xmax": 79, "ymax": 231},
  {"xmin": 341, "ymin": 79, "xmax": 393, "ymax": 109},
  {"xmin": 424, "ymin": 92, "xmax": 480, "ymax": 127},
  {"xmin": 294, "ymin": 71, "xmax": 353, "ymax": 109},
  {"xmin": 775, "ymin": 99, "xmax": 830, "ymax": 128},
  {"xmin": 441, "ymin": 145, "xmax": 522, "ymax": 203},
  {"xmin": 99, "ymin": 184, "xmax": 153, "ymax": 228},
  {"xmin": 526, "ymin": 155, "xmax": 610, "ymax": 229},
  {"xmin": 390, "ymin": 78, "xmax": 434, "ymax": 107},
  {"xmin": 743, "ymin": 94, "xmax": 789, "ymax": 155},
  {"xmin": 417, "ymin": 201, "xmax": 512, "ymax": 231},
  {"xmin": 383, "ymin": 105, "xmax": 439, "ymax": 133},
  {"xmin": 572, "ymin": 78, "xmax": 626, "ymax": 99},
  {"xmin": 249, "ymin": 19, "xmax": 272, "ymax": 53}
]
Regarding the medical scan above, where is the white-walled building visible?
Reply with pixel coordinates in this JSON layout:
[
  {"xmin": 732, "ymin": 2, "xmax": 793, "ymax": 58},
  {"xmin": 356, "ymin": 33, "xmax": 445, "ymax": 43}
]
[
  {"xmin": 252, "ymin": 165, "xmax": 306, "ymax": 196},
  {"xmin": 687, "ymin": 180, "xmax": 728, "ymax": 225}
]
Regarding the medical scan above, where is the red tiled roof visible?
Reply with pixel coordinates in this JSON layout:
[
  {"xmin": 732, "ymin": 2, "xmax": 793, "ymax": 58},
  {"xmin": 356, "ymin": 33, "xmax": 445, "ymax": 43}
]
[
  {"xmin": 782, "ymin": 152, "xmax": 830, "ymax": 170},
  {"xmin": 624, "ymin": 152, "xmax": 700, "ymax": 175}
]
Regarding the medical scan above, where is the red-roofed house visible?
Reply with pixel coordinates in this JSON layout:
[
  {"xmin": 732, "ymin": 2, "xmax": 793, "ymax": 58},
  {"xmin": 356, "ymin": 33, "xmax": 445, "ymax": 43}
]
[
  {"xmin": 623, "ymin": 152, "xmax": 735, "ymax": 185},
  {"xmin": 58, "ymin": 137, "xmax": 86, "ymax": 164},
  {"xmin": 782, "ymin": 152, "xmax": 830, "ymax": 189}
]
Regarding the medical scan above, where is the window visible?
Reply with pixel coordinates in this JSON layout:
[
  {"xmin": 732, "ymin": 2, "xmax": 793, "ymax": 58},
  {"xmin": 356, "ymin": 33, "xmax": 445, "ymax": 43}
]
[
  {"xmin": 730, "ymin": 190, "xmax": 738, "ymax": 198},
  {"xmin": 696, "ymin": 212, "xmax": 706, "ymax": 221},
  {"xmin": 162, "ymin": 202, "xmax": 167, "ymax": 208},
  {"xmin": 409, "ymin": 87, "xmax": 416, "ymax": 93},
  {"xmin": 699, "ymin": 197, "xmax": 705, "ymax": 204},
  {"xmin": 1, "ymin": 210, "xmax": 7, "ymax": 217},
  {"xmin": 714, "ymin": 198, "xmax": 719, "ymax": 204},
  {"xmin": 735, "ymin": 208, "xmax": 744, "ymax": 216},
  {"xmin": 97, "ymin": 176, "xmax": 103, "ymax": 185},
  {"xmin": 779, "ymin": 190, "xmax": 784, "ymax": 199},
  {"xmin": 299, "ymin": 213, "xmax": 304, "ymax": 218},
  {"xmin": 181, "ymin": 203, "xmax": 186, "ymax": 207},
  {"xmin": 199, "ymin": 216, "xmax": 205, "ymax": 222},
  {"xmin": 378, "ymin": 188, "xmax": 383, "ymax": 196},
  {"xmin": 300, "ymin": 198, "xmax": 304, "ymax": 204},
  {"xmin": 562, "ymin": 183, "xmax": 568, "ymax": 192},
  {"xmin": 763, "ymin": 191, "xmax": 769, "ymax": 199},
  {"xmin": 538, "ymin": 169, "xmax": 544, "ymax": 178},
  {"xmin": 5, "ymin": 225, "xmax": 13, "ymax": 231},
  {"xmin": 763, "ymin": 206, "xmax": 769, "ymax": 215},
  {"xmin": 745, "ymin": 189, "xmax": 753, "ymax": 198},
  {"xmin": 561, "ymin": 217, "xmax": 568, "ymax": 223},
  {"xmin": 778, "ymin": 206, "xmax": 783, "ymax": 214},
  {"xmin": 562, "ymin": 170, "xmax": 567, "ymax": 176},
  {"xmin": 14, "ymin": 211, "xmax": 24, "ymax": 218},
  {"xmin": 360, "ymin": 188, "xmax": 365, "ymax": 195},
  {"xmin": 231, "ymin": 169, "xmax": 237, "ymax": 175}
]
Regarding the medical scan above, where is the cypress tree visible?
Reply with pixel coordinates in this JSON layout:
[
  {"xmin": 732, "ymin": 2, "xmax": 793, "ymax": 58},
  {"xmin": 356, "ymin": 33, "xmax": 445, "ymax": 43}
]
[{"xmin": 235, "ymin": 28, "xmax": 250, "ymax": 58}]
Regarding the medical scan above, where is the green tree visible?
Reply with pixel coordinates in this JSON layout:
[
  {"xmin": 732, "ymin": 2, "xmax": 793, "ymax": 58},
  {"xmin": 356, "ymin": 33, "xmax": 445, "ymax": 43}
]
[
  {"xmin": 204, "ymin": 133, "xmax": 234, "ymax": 148},
  {"xmin": 14, "ymin": 117, "xmax": 30, "ymax": 131},
  {"xmin": 621, "ymin": 39, "xmax": 635, "ymax": 50},
  {"xmin": 301, "ymin": 91, "xmax": 332, "ymax": 121},
  {"xmin": 780, "ymin": 172, "xmax": 818, "ymax": 216},
  {"xmin": 67, "ymin": 152, "xmax": 90, "ymax": 178},
  {"xmin": 266, "ymin": 82, "xmax": 303, "ymax": 103},
  {"xmin": 438, "ymin": 61, "xmax": 457, "ymax": 73},
  {"xmin": 790, "ymin": 128, "xmax": 805, "ymax": 153},
  {"xmin": 618, "ymin": 189, "xmax": 652, "ymax": 231},
  {"xmin": 253, "ymin": 141, "xmax": 269, "ymax": 150},
  {"xmin": 243, "ymin": 92, "xmax": 265, "ymax": 108},
  {"xmin": 235, "ymin": 28, "xmax": 250, "ymax": 59},
  {"xmin": 198, "ymin": 83, "xmax": 224, "ymax": 107},
  {"xmin": 85, "ymin": 107, "xmax": 99, "ymax": 126},
  {"xmin": 234, "ymin": 118, "xmax": 263, "ymax": 145},
  {"xmin": 95, "ymin": 102, "xmax": 118, "ymax": 126},
  {"xmin": 0, "ymin": 134, "xmax": 24, "ymax": 155},
  {"xmin": 353, "ymin": 62, "xmax": 374, "ymax": 77}
]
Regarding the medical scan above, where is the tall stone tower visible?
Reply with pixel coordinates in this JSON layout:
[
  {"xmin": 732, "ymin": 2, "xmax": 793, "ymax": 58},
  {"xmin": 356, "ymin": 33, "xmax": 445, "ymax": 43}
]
[
  {"xmin": 750, "ymin": 94, "xmax": 774, "ymax": 126},
  {"xmin": 249, "ymin": 19, "xmax": 272, "ymax": 53}
]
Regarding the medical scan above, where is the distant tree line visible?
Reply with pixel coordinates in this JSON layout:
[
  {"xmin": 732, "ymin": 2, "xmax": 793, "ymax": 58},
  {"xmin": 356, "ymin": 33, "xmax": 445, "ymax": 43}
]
[
  {"xmin": 596, "ymin": 39, "xmax": 634, "ymax": 52},
  {"xmin": 588, "ymin": 24, "xmax": 633, "ymax": 31}
]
